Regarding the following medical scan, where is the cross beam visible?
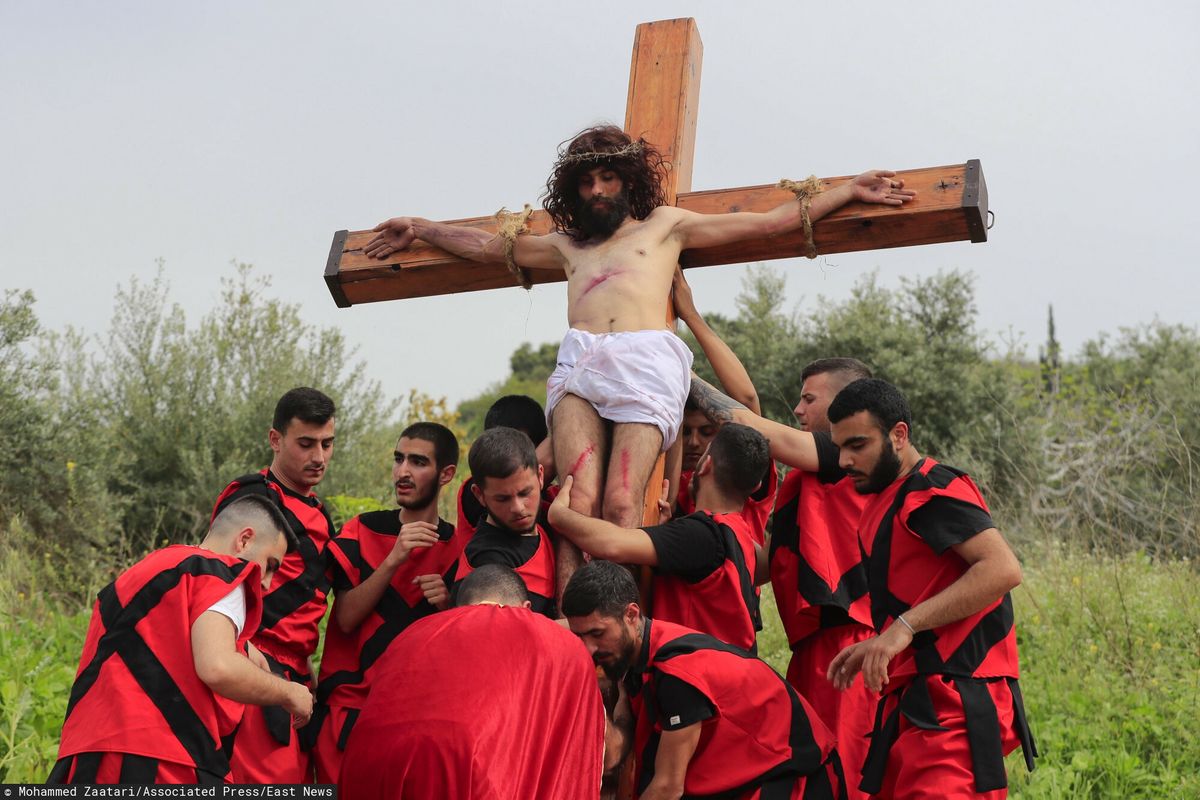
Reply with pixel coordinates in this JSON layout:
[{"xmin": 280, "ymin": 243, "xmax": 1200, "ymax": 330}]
[{"xmin": 324, "ymin": 162, "xmax": 988, "ymax": 307}]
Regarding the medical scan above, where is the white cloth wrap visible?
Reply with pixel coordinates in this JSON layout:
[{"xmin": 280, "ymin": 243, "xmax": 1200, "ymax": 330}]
[{"xmin": 546, "ymin": 328, "xmax": 693, "ymax": 450}]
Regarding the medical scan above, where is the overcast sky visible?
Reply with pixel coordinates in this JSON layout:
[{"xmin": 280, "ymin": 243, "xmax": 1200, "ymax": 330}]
[{"xmin": 3, "ymin": 1, "xmax": 1197, "ymax": 407}]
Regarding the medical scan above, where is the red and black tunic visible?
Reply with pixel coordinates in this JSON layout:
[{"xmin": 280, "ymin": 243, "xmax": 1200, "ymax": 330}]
[
  {"xmin": 454, "ymin": 479, "xmax": 559, "ymax": 543},
  {"xmin": 313, "ymin": 512, "xmax": 458, "ymax": 750},
  {"xmin": 52, "ymin": 546, "xmax": 263, "ymax": 784},
  {"xmin": 675, "ymin": 463, "xmax": 778, "ymax": 546},
  {"xmin": 770, "ymin": 433, "xmax": 871, "ymax": 647},
  {"xmin": 627, "ymin": 618, "xmax": 840, "ymax": 799},
  {"xmin": 857, "ymin": 457, "xmax": 1036, "ymax": 794},
  {"xmin": 643, "ymin": 511, "xmax": 761, "ymax": 652},
  {"xmin": 453, "ymin": 518, "xmax": 557, "ymax": 617},
  {"xmin": 770, "ymin": 434, "xmax": 876, "ymax": 799},
  {"xmin": 212, "ymin": 469, "xmax": 334, "ymax": 677},
  {"xmin": 211, "ymin": 470, "xmax": 333, "ymax": 777}
]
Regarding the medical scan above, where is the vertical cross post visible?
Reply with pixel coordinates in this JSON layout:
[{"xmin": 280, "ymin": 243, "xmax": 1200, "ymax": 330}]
[{"xmin": 622, "ymin": 18, "xmax": 703, "ymax": 534}]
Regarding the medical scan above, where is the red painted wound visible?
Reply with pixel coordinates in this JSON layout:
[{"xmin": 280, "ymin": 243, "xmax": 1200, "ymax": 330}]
[
  {"xmin": 569, "ymin": 444, "xmax": 596, "ymax": 477},
  {"xmin": 579, "ymin": 269, "xmax": 623, "ymax": 298},
  {"xmin": 620, "ymin": 450, "xmax": 631, "ymax": 491}
]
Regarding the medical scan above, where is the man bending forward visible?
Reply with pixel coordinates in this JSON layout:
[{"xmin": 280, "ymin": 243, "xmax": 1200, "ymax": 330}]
[{"xmin": 367, "ymin": 125, "xmax": 914, "ymax": 539}]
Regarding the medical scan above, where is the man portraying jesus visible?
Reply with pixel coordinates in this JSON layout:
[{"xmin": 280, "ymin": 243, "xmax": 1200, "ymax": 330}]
[{"xmin": 366, "ymin": 125, "xmax": 915, "ymax": 585}]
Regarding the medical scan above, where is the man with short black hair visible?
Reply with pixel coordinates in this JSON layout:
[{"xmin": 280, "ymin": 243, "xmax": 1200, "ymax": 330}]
[
  {"xmin": 549, "ymin": 423, "xmax": 767, "ymax": 651},
  {"xmin": 826, "ymin": 379, "xmax": 1036, "ymax": 798},
  {"xmin": 563, "ymin": 560, "xmax": 841, "ymax": 800},
  {"xmin": 455, "ymin": 394, "xmax": 551, "ymax": 540},
  {"xmin": 454, "ymin": 427, "xmax": 557, "ymax": 617},
  {"xmin": 455, "ymin": 564, "xmax": 532, "ymax": 608},
  {"xmin": 688, "ymin": 358, "xmax": 883, "ymax": 794},
  {"xmin": 310, "ymin": 421, "xmax": 461, "ymax": 784},
  {"xmin": 50, "ymin": 495, "xmax": 313, "ymax": 785},
  {"xmin": 761, "ymin": 357, "xmax": 879, "ymax": 799},
  {"xmin": 211, "ymin": 386, "xmax": 337, "ymax": 784},
  {"xmin": 484, "ymin": 394, "xmax": 549, "ymax": 443}
]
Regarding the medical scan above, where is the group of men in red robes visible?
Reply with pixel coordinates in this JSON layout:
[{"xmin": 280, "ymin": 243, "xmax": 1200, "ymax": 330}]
[
  {"xmin": 49, "ymin": 359, "xmax": 1038, "ymax": 800},
  {"xmin": 50, "ymin": 124, "xmax": 1036, "ymax": 799}
]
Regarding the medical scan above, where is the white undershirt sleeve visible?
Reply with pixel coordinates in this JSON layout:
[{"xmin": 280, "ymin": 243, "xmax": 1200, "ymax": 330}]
[{"xmin": 205, "ymin": 584, "xmax": 247, "ymax": 637}]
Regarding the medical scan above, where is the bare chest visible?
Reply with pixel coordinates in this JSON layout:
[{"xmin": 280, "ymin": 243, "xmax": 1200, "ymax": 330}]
[{"xmin": 564, "ymin": 225, "xmax": 680, "ymax": 290}]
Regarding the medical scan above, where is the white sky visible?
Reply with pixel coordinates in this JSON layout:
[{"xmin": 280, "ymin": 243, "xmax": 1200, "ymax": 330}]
[{"xmin": 3, "ymin": 1, "xmax": 1197, "ymax": 407}]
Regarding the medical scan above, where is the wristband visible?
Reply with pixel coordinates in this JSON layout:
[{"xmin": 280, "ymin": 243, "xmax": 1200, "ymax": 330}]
[{"xmin": 895, "ymin": 614, "xmax": 916, "ymax": 635}]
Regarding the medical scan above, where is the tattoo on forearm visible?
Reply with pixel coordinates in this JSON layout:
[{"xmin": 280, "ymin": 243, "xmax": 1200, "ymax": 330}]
[{"xmin": 689, "ymin": 375, "xmax": 747, "ymax": 423}]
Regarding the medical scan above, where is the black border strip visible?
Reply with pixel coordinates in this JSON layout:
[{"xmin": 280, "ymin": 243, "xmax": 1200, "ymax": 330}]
[
  {"xmin": 962, "ymin": 159, "xmax": 989, "ymax": 243},
  {"xmin": 324, "ymin": 230, "xmax": 351, "ymax": 308}
]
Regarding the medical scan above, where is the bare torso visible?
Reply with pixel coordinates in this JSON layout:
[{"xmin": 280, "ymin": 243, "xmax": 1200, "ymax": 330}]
[{"xmin": 556, "ymin": 207, "xmax": 683, "ymax": 333}]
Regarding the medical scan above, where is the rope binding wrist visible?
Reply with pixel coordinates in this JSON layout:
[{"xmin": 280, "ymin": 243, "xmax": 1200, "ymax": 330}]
[
  {"xmin": 494, "ymin": 204, "xmax": 535, "ymax": 290},
  {"xmin": 778, "ymin": 175, "xmax": 824, "ymax": 259}
]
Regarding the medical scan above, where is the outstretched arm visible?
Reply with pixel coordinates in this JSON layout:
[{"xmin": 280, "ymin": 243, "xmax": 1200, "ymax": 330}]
[
  {"xmin": 364, "ymin": 217, "xmax": 567, "ymax": 270},
  {"xmin": 672, "ymin": 268, "xmax": 760, "ymax": 414},
  {"xmin": 548, "ymin": 476, "xmax": 658, "ymax": 564},
  {"xmin": 669, "ymin": 170, "xmax": 916, "ymax": 251},
  {"xmin": 688, "ymin": 375, "xmax": 819, "ymax": 472}
]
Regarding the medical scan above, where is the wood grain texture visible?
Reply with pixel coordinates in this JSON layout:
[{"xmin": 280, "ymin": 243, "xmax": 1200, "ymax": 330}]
[{"xmin": 625, "ymin": 17, "xmax": 703, "ymax": 203}]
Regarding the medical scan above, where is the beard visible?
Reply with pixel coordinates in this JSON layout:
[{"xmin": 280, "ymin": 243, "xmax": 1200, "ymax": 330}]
[
  {"xmin": 396, "ymin": 480, "xmax": 438, "ymax": 513},
  {"xmin": 597, "ymin": 625, "xmax": 638, "ymax": 681},
  {"xmin": 856, "ymin": 437, "xmax": 903, "ymax": 495},
  {"xmin": 575, "ymin": 191, "xmax": 631, "ymax": 240}
]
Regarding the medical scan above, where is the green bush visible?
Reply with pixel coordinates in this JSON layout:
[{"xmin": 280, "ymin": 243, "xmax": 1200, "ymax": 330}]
[
  {"xmin": 81, "ymin": 264, "xmax": 402, "ymax": 550},
  {"xmin": 455, "ymin": 341, "xmax": 554, "ymax": 443}
]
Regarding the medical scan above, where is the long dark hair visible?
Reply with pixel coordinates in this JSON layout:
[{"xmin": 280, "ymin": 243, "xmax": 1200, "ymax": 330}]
[{"xmin": 542, "ymin": 125, "xmax": 669, "ymax": 241}]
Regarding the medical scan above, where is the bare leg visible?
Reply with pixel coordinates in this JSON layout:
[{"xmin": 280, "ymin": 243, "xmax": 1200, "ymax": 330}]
[
  {"xmin": 663, "ymin": 436, "xmax": 683, "ymax": 516},
  {"xmin": 602, "ymin": 422, "xmax": 664, "ymax": 528},
  {"xmin": 550, "ymin": 394, "xmax": 609, "ymax": 607}
]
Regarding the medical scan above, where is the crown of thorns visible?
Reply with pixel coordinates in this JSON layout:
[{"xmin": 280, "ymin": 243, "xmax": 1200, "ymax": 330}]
[{"xmin": 555, "ymin": 140, "xmax": 645, "ymax": 166}]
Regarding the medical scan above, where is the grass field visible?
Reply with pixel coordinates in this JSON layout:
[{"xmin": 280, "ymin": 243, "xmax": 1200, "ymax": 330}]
[{"xmin": 2, "ymin": 542, "xmax": 1197, "ymax": 796}]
